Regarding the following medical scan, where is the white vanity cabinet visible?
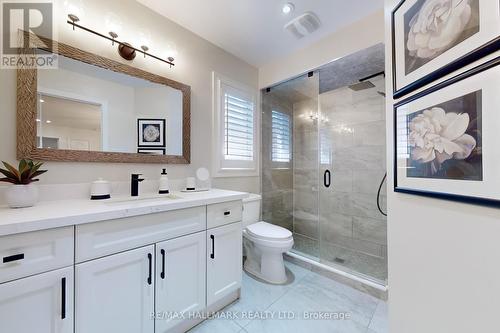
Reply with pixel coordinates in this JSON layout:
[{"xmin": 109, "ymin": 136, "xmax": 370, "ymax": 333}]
[
  {"xmin": 155, "ymin": 231, "xmax": 206, "ymax": 333},
  {"xmin": 206, "ymin": 222, "xmax": 242, "ymax": 306},
  {"xmin": 75, "ymin": 245, "xmax": 155, "ymax": 333},
  {"xmin": 0, "ymin": 192, "xmax": 246, "ymax": 333},
  {"xmin": 0, "ymin": 266, "xmax": 74, "ymax": 333}
]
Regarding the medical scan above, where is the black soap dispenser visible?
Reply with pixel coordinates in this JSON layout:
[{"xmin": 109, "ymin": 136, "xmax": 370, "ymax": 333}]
[{"xmin": 159, "ymin": 168, "xmax": 170, "ymax": 194}]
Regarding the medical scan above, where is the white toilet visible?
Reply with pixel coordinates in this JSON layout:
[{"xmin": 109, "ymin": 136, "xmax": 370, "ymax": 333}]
[{"xmin": 242, "ymin": 194, "xmax": 294, "ymax": 284}]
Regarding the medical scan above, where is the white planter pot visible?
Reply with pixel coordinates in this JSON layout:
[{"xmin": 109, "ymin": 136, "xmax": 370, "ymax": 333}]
[{"xmin": 5, "ymin": 184, "xmax": 39, "ymax": 208}]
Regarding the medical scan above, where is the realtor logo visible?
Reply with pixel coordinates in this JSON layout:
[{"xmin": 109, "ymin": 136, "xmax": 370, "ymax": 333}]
[{"xmin": 1, "ymin": 1, "xmax": 57, "ymax": 69}]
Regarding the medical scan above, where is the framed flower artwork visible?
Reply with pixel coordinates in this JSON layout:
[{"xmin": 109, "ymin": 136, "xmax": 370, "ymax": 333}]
[
  {"xmin": 392, "ymin": 0, "xmax": 500, "ymax": 98},
  {"xmin": 394, "ymin": 57, "xmax": 500, "ymax": 205},
  {"xmin": 137, "ymin": 119, "xmax": 166, "ymax": 147}
]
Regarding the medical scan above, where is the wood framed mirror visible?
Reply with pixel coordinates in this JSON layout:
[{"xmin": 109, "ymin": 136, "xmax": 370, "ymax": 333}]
[{"xmin": 17, "ymin": 35, "xmax": 190, "ymax": 164}]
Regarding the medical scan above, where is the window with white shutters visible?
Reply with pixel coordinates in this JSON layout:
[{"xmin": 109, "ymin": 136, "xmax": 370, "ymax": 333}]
[
  {"xmin": 271, "ymin": 111, "xmax": 291, "ymax": 163},
  {"xmin": 213, "ymin": 72, "xmax": 259, "ymax": 177},
  {"xmin": 224, "ymin": 93, "xmax": 254, "ymax": 161}
]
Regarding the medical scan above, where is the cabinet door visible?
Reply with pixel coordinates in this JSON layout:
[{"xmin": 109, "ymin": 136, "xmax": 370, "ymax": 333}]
[
  {"xmin": 207, "ymin": 222, "xmax": 242, "ymax": 306},
  {"xmin": 0, "ymin": 266, "xmax": 74, "ymax": 333},
  {"xmin": 75, "ymin": 245, "xmax": 154, "ymax": 333},
  {"xmin": 155, "ymin": 232, "xmax": 206, "ymax": 333}
]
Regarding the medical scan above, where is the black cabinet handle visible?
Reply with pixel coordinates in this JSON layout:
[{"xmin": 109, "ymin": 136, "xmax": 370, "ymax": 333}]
[
  {"xmin": 324, "ymin": 170, "xmax": 331, "ymax": 188},
  {"xmin": 210, "ymin": 235, "xmax": 215, "ymax": 259},
  {"xmin": 61, "ymin": 277, "xmax": 66, "ymax": 320},
  {"xmin": 3, "ymin": 253, "xmax": 24, "ymax": 263},
  {"xmin": 160, "ymin": 249, "xmax": 165, "ymax": 279},
  {"xmin": 147, "ymin": 253, "xmax": 152, "ymax": 285},
  {"xmin": 224, "ymin": 211, "xmax": 231, "ymax": 216}
]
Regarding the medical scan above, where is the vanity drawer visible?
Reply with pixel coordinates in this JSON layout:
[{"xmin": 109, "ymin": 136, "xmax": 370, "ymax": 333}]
[
  {"xmin": 207, "ymin": 200, "xmax": 243, "ymax": 229},
  {"xmin": 76, "ymin": 206, "xmax": 206, "ymax": 262},
  {"xmin": 0, "ymin": 227, "xmax": 74, "ymax": 284}
]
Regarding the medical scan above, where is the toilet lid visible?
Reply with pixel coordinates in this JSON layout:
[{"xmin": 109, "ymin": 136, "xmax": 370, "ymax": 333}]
[{"xmin": 246, "ymin": 222, "xmax": 292, "ymax": 240}]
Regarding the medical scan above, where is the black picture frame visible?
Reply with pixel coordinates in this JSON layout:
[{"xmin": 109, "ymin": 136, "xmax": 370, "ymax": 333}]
[
  {"xmin": 137, "ymin": 118, "xmax": 166, "ymax": 148},
  {"xmin": 393, "ymin": 56, "xmax": 500, "ymax": 207},
  {"xmin": 137, "ymin": 148, "xmax": 166, "ymax": 155},
  {"xmin": 391, "ymin": 0, "xmax": 500, "ymax": 99}
]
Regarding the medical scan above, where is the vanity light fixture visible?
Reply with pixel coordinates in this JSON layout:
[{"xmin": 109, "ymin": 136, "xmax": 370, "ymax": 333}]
[
  {"xmin": 45, "ymin": 120, "xmax": 52, "ymax": 124},
  {"xmin": 66, "ymin": 14, "xmax": 175, "ymax": 67}
]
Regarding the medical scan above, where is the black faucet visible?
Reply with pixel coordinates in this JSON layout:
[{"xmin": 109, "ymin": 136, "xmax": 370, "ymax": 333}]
[{"xmin": 131, "ymin": 174, "xmax": 145, "ymax": 197}]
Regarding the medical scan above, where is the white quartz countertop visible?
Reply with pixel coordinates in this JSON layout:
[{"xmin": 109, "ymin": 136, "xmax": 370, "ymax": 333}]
[{"xmin": 0, "ymin": 189, "xmax": 248, "ymax": 237}]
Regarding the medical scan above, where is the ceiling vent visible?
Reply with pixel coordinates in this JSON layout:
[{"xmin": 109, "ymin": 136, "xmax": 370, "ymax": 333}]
[{"xmin": 284, "ymin": 12, "xmax": 321, "ymax": 39}]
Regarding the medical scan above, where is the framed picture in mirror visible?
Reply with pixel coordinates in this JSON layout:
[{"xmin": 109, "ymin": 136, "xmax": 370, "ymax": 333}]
[
  {"xmin": 394, "ymin": 57, "xmax": 499, "ymax": 206},
  {"xmin": 137, "ymin": 119, "xmax": 166, "ymax": 147},
  {"xmin": 392, "ymin": 0, "xmax": 500, "ymax": 98}
]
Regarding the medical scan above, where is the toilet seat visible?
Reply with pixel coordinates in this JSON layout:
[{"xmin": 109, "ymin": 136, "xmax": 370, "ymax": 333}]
[{"xmin": 246, "ymin": 221, "xmax": 292, "ymax": 241}]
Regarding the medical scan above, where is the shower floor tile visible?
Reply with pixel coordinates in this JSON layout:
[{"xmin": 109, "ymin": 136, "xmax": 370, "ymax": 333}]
[{"xmin": 188, "ymin": 261, "xmax": 388, "ymax": 333}]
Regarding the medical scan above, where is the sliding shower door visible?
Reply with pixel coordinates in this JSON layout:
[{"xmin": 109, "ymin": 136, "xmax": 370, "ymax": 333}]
[
  {"xmin": 261, "ymin": 44, "xmax": 388, "ymax": 285},
  {"xmin": 318, "ymin": 73, "xmax": 387, "ymax": 283},
  {"xmin": 261, "ymin": 72, "xmax": 320, "ymax": 260}
]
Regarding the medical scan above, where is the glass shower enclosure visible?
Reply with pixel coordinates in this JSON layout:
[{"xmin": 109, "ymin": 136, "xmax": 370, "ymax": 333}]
[{"xmin": 261, "ymin": 44, "xmax": 387, "ymax": 285}]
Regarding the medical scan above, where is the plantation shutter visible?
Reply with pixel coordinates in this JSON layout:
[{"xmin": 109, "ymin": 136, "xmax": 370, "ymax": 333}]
[
  {"xmin": 224, "ymin": 93, "xmax": 255, "ymax": 161},
  {"xmin": 271, "ymin": 111, "xmax": 291, "ymax": 163}
]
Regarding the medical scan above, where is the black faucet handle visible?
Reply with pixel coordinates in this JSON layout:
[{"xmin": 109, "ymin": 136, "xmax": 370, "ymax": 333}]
[{"xmin": 131, "ymin": 174, "xmax": 145, "ymax": 181}]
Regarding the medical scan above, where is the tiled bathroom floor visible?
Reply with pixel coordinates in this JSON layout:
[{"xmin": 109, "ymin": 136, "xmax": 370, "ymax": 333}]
[{"xmin": 189, "ymin": 261, "xmax": 388, "ymax": 333}]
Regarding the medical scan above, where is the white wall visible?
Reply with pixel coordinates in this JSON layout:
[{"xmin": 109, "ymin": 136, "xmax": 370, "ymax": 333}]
[
  {"xmin": 258, "ymin": 10, "xmax": 384, "ymax": 88},
  {"xmin": 384, "ymin": 1, "xmax": 500, "ymax": 332},
  {"xmin": 0, "ymin": 0, "xmax": 259, "ymax": 197}
]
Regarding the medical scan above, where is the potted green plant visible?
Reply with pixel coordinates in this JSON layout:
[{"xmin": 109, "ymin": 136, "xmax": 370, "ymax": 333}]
[{"xmin": 0, "ymin": 159, "xmax": 47, "ymax": 208}]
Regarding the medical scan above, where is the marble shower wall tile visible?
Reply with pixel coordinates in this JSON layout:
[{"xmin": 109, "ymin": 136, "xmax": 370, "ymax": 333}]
[
  {"xmin": 352, "ymin": 120, "xmax": 386, "ymax": 146},
  {"xmin": 352, "ymin": 169, "xmax": 387, "ymax": 195},
  {"xmin": 352, "ymin": 216, "xmax": 387, "ymax": 245},
  {"xmin": 333, "ymin": 146, "xmax": 386, "ymax": 172},
  {"xmin": 320, "ymin": 212, "xmax": 353, "ymax": 241}
]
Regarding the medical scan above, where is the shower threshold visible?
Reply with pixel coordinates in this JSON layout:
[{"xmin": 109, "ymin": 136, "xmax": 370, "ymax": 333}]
[{"xmin": 285, "ymin": 251, "xmax": 388, "ymax": 300}]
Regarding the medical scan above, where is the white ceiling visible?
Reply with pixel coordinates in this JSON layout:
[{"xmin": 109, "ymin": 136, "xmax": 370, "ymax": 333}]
[{"xmin": 137, "ymin": 0, "xmax": 384, "ymax": 67}]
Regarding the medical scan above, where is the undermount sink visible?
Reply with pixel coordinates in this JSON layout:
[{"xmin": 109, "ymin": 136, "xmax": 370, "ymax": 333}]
[{"xmin": 104, "ymin": 193, "xmax": 183, "ymax": 205}]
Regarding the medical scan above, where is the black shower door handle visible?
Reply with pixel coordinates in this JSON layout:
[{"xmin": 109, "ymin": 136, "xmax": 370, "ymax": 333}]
[{"xmin": 324, "ymin": 170, "xmax": 331, "ymax": 188}]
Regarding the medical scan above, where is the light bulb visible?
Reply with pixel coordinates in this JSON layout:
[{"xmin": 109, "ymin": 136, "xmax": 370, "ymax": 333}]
[{"xmin": 282, "ymin": 3, "xmax": 294, "ymax": 14}]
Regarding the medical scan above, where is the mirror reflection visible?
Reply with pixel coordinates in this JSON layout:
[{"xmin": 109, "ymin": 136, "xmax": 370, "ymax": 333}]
[{"xmin": 36, "ymin": 55, "xmax": 183, "ymax": 156}]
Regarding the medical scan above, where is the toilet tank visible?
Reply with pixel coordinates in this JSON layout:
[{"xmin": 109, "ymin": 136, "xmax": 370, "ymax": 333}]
[{"xmin": 242, "ymin": 194, "xmax": 262, "ymax": 227}]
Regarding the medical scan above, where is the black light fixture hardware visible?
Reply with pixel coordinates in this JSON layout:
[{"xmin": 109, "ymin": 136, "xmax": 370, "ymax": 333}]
[
  {"xmin": 108, "ymin": 31, "xmax": 118, "ymax": 46},
  {"xmin": 67, "ymin": 14, "xmax": 175, "ymax": 68},
  {"xmin": 68, "ymin": 14, "xmax": 79, "ymax": 30},
  {"xmin": 119, "ymin": 42, "xmax": 136, "ymax": 60},
  {"xmin": 140, "ymin": 45, "xmax": 149, "ymax": 58}
]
